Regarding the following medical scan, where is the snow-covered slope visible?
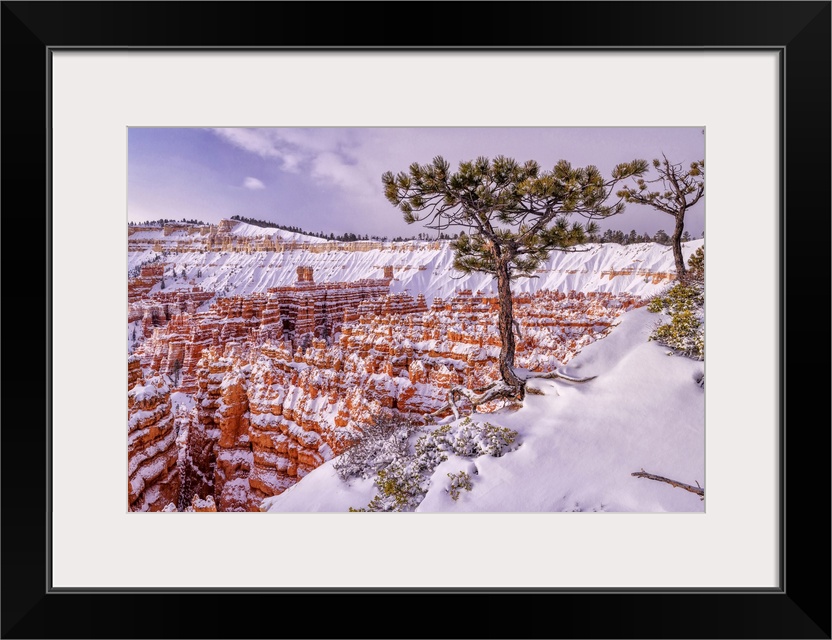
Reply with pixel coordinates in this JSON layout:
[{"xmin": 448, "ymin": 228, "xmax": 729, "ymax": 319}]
[
  {"xmin": 261, "ymin": 306, "xmax": 705, "ymax": 513},
  {"xmin": 128, "ymin": 220, "xmax": 330, "ymax": 243},
  {"xmin": 223, "ymin": 220, "xmax": 330, "ymax": 243},
  {"xmin": 130, "ymin": 235, "xmax": 703, "ymax": 303}
]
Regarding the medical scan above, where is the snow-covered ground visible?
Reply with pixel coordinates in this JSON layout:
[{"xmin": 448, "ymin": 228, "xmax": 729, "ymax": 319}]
[
  {"xmin": 262, "ymin": 306, "xmax": 705, "ymax": 513},
  {"xmin": 224, "ymin": 223, "xmax": 329, "ymax": 243}
]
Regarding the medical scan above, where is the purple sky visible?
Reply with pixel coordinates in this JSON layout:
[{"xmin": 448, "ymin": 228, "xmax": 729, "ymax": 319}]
[{"xmin": 128, "ymin": 127, "xmax": 705, "ymax": 238}]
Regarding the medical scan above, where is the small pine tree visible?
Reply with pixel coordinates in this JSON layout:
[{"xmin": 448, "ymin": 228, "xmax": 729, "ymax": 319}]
[
  {"xmin": 160, "ymin": 279, "xmax": 166, "ymax": 290},
  {"xmin": 171, "ymin": 358, "xmax": 183, "ymax": 386},
  {"xmin": 618, "ymin": 155, "xmax": 704, "ymax": 277},
  {"xmin": 686, "ymin": 245, "xmax": 704, "ymax": 282},
  {"xmin": 647, "ymin": 246, "xmax": 705, "ymax": 359}
]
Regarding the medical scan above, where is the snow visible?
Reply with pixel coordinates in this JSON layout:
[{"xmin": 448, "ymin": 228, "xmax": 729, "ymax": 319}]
[
  {"xmin": 225, "ymin": 220, "xmax": 330, "ymax": 243},
  {"xmin": 127, "ymin": 377, "xmax": 169, "ymax": 406},
  {"xmin": 128, "ymin": 219, "xmax": 330, "ymax": 243},
  {"xmin": 170, "ymin": 392, "xmax": 196, "ymax": 412},
  {"xmin": 263, "ymin": 307, "xmax": 704, "ymax": 513},
  {"xmin": 129, "ymin": 226, "xmax": 705, "ymax": 513},
  {"xmin": 259, "ymin": 465, "xmax": 376, "ymax": 513},
  {"xmin": 129, "ymin": 235, "xmax": 703, "ymax": 304}
]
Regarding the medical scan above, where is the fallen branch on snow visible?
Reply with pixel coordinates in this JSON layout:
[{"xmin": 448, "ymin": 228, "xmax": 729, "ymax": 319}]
[{"xmin": 631, "ymin": 469, "xmax": 704, "ymax": 499}]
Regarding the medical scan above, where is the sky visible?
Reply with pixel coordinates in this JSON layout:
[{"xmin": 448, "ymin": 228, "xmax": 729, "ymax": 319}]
[{"xmin": 128, "ymin": 127, "xmax": 705, "ymax": 238}]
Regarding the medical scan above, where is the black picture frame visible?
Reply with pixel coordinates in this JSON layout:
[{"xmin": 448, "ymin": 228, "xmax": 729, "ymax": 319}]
[{"xmin": 2, "ymin": 2, "xmax": 829, "ymax": 638}]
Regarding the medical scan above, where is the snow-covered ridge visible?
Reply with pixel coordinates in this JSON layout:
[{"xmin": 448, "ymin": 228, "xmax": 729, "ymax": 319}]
[
  {"xmin": 222, "ymin": 220, "xmax": 330, "ymax": 243},
  {"xmin": 129, "ymin": 222, "xmax": 703, "ymax": 302},
  {"xmin": 128, "ymin": 219, "xmax": 330, "ymax": 243}
]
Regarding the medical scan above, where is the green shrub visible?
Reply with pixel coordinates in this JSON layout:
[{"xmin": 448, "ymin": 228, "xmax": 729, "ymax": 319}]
[
  {"xmin": 687, "ymin": 246, "xmax": 704, "ymax": 281},
  {"xmin": 648, "ymin": 247, "xmax": 705, "ymax": 359},
  {"xmin": 334, "ymin": 411, "xmax": 414, "ymax": 481},
  {"xmin": 415, "ymin": 417, "xmax": 518, "ymax": 460},
  {"xmin": 447, "ymin": 470, "xmax": 473, "ymax": 501},
  {"xmin": 365, "ymin": 460, "xmax": 429, "ymax": 512},
  {"xmin": 351, "ymin": 418, "xmax": 519, "ymax": 512}
]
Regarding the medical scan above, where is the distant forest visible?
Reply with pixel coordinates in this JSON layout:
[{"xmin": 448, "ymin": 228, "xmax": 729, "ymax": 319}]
[
  {"xmin": 129, "ymin": 218, "xmax": 208, "ymax": 226},
  {"xmin": 129, "ymin": 215, "xmax": 702, "ymax": 246},
  {"xmin": 588, "ymin": 228, "xmax": 701, "ymax": 246},
  {"xmin": 228, "ymin": 215, "xmax": 454, "ymax": 242}
]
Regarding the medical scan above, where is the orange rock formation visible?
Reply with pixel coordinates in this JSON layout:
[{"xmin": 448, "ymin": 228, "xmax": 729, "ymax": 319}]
[
  {"xmin": 130, "ymin": 283, "xmax": 644, "ymax": 511},
  {"xmin": 127, "ymin": 368, "xmax": 180, "ymax": 511}
]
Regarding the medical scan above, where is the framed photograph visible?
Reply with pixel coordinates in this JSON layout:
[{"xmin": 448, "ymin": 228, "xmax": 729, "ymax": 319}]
[
  {"xmin": 125, "ymin": 124, "xmax": 708, "ymax": 518},
  {"xmin": 2, "ymin": 2, "xmax": 829, "ymax": 638}
]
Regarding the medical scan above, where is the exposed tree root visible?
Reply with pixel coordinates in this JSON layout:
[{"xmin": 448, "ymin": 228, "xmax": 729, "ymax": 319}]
[
  {"xmin": 431, "ymin": 381, "xmax": 518, "ymax": 420},
  {"xmin": 519, "ymin": 368, "xmax": 597, "ymax": 383},
  {"xmin": 631, "ymin": 469, "xmax": 704, "ymax": 499},
  {"xmin": 430, "ymin": 368, "xmax": 597, "ymax": 419}
]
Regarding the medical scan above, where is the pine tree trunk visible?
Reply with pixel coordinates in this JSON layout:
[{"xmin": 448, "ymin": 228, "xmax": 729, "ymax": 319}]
[
  {"xmin": 495, "ymin": 257, "xmax": 522, "ymax": 390},
  {"xmin": 672, "ymin": 211, "xmax": 687, "ymax": 278}
]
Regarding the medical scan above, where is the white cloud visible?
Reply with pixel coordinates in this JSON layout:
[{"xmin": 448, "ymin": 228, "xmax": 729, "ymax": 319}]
[
  {"xmin": 243, "ymin": 176, "xmax": 265, "ymax": 190},
  {"xmin": 212, "ymin": 128, "xmax": 350, "ymax": 174},
  {"xmin": 212, "ymin": 128, "xmax": 303, "ymax": 172},
  {"xmin": 214, "ymin": 127, "xmax": 379, "ymax": 199}
]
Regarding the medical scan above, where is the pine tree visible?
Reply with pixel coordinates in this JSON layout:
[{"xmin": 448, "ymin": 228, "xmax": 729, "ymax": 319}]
[
  {"xmin": 687, "ymin": 245, "xmax": 704, "ymax": 281},
  {"xmin": 383, "ymin": 155, "xmax": 647, "ymax": 395},
  {"xmin": 171, "ymin": 358, "xmax": 183, "ymax": 386},
  {"xmin": 653, "ymin": 229, "xmax": 670, "ymax": 245},
  {"xmin": 617, "ymin": 155, "xmax": 704, "ymax": 277}
]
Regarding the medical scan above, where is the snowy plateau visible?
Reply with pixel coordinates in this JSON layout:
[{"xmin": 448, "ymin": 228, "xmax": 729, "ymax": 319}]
[{"xmin": 127, "ymin": 220, "xmax": 704, "ymax": 513}]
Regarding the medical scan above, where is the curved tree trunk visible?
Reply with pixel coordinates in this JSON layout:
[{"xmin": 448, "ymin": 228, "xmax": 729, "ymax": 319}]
[
  {"xmin": 495, "ymin": 258, "xmax": 522, "ymax": 390},
  {"xmin": 672, "ymin": 210, "xmax": 687, "ymax": 278}
]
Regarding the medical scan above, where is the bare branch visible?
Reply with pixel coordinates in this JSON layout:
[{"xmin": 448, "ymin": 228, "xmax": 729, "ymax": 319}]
[
  {"xmin": 631, "ymin": 469, "xmax": 705, "ymax": 499},
  {"xmin": 512, "ymin": 319, "xmax": 523, "ymax": 340}
]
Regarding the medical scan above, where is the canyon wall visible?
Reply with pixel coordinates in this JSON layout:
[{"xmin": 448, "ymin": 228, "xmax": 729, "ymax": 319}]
[
  {"xmin": 127, "ymin": 219, "xmax": 697, "ymax": 512},
  {"xmin": 127, "ymin": 359, "xmax": 180, "ymax": 511},
  {"xmin": 130, "ymin": 282, "xmax": 643, "ymax": 510},
  {"xmin": 128, "ymin": 219, "xmax": 697, "ymax": 302}
]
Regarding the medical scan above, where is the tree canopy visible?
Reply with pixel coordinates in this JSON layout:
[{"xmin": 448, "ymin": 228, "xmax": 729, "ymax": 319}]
[
  {"xmin": 383, "ymin": 155, "xmax": 649, "ymax": 281},
  {"xmin": 383, "ymin": 154, "xmax": 648, "ymax": 405}
]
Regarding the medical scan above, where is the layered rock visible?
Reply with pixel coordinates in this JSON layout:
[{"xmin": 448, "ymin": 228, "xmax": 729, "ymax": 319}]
[
  {"xmin": 127, "ymin": 371, "xmax": 180, "ymax": 511},
  {"xmin": 128, "ymin": 264, "xmax": 165, "ymax": 303},
  {"xmin": 153, "ymin": 287, "xmax": 644, "ymax": 510},
  {"xmin": 601, "ymin": 268, "xmax": 675, "ymax": 285},
  {"xmin": 136, "ymin": 276, "xmax": 391, "ymax": 393},
  {"xmin": 128, "ymin": 220, "xmax": 439, "ymax": 256},
  {"xmin": 129, "ymin": 288, "xmax": 215, "ymax": 327}
]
